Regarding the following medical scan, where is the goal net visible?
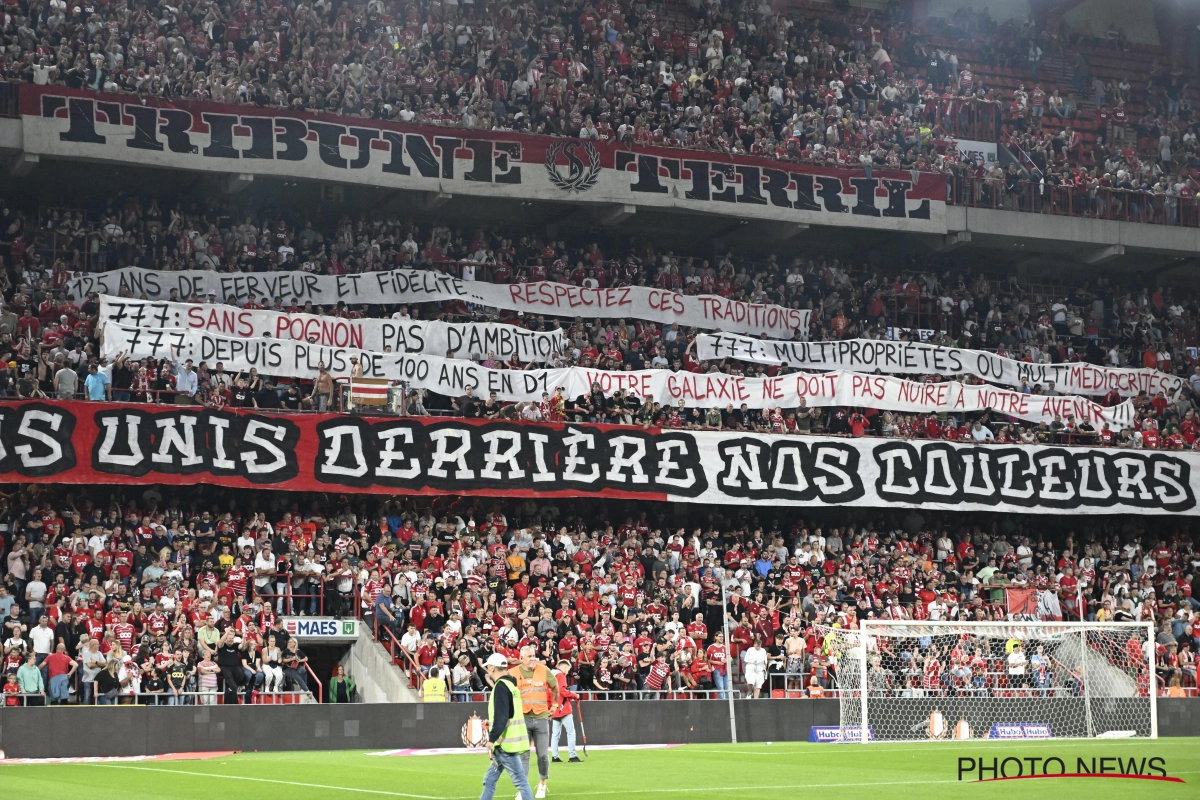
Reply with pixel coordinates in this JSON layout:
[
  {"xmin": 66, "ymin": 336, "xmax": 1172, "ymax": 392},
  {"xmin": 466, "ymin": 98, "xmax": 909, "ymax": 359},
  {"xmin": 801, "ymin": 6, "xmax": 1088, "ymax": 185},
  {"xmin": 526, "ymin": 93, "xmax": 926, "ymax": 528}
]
[{"xmin": 816, "ymin": 621, "xmax": 1156, "ymax": 741}]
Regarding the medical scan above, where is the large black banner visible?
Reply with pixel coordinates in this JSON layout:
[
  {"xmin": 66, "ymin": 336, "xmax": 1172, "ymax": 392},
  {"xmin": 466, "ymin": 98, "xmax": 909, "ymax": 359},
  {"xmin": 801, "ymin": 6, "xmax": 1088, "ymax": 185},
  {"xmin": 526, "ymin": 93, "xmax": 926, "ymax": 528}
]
[{"xmin": 0, "ymin": 402, "xmax": 1194, "ymax": 514}]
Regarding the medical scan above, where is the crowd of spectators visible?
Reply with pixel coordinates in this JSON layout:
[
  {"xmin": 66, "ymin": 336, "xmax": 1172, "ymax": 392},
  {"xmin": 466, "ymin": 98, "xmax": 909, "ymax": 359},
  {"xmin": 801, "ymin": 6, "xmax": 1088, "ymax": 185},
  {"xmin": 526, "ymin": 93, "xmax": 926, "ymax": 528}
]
[
  {"xmin": 0, "ymin": 490, "xmax": 324, "ymax": 705},
  {"xmin": 0, "ymin": 191, "xmax": 1197, "ymax": 447},
  {"xmin": 932, "ymin": 13, "xmax": 1200, "ymax": 226},
  {"xmin": 2, "ymin": 0, "xmax": 1198, "ymax": 224},
  {"xmin": 1, "ymin": 0, "xmax": 1003, "ymax": 148},
  {"xmin": 1, "ymin": 487, "xmax": 1196, "ymax": 705},
  {"xmin": 1, "ymin": 0, "xmax": 1199, "ymax": 713}
]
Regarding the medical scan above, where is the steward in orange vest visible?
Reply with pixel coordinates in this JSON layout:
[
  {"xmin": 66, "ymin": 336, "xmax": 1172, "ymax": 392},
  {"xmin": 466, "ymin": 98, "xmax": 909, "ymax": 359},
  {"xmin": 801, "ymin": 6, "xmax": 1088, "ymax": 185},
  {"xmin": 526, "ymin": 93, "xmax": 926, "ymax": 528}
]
[{"xmin": 508, "ymin": 661, "xmax": 559, "ymax": 717}]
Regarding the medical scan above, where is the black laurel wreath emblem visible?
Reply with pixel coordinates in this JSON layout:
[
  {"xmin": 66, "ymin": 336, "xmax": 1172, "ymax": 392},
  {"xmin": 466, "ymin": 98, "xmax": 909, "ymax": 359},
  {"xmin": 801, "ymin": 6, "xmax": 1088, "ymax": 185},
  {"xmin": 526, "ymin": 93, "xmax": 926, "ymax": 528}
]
[{"xmin": 545, "ymin": 139, "xmax": 602, "ymax": 194}]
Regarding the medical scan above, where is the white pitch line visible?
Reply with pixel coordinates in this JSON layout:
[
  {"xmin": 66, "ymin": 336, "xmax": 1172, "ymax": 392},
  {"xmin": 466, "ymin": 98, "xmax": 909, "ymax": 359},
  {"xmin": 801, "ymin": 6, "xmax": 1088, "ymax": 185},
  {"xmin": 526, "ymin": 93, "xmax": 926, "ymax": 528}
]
[
  {"xmin": 61, "ymin": 762, "xmax": 1199, "ymax": 800},
  {"xmin": 551, "ymin": 779, "xmax": 962, "ymax": 794},
  {"xmin": 77, "ymin": 764, "xmax": 442, "ymax": 799},
  {"xmin": 441, "ymin": 766, "xmax": 1200, "ymax": 799},
  {"xmin": 473, "ymin": 771, "xmax": 1198, "ymax": 799},
  {"xmin": 438, "ymin": 778, "xmax": 964, "ymax": 799},
  {"xmin": 683, "ymin": 751, "xmax": 803, "ymax": 756},
  {"xmin": 685, "ymin": 740, "xmax": 1158, "ymax": 756}
]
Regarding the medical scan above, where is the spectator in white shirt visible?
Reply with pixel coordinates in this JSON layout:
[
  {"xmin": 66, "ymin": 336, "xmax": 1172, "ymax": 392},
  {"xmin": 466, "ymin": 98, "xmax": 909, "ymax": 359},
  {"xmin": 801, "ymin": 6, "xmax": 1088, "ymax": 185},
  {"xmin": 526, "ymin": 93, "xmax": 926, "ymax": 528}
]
[
  {"xmin": 25, "ymin": 570, "xmax": 47, "ymax": 626},
  {"xmin": 30, "ymin": 616, "xmax": 56, "ymax": 670},
  {"xmin": 254, "ymin": 543, "xmax": 277, "ymax": 602},
  {"xmin": 400, "ymin": 624, "xmax": 422, "ymax": 655},
  {"xmin": 971, "ymin": 423, "xmax": 994, "ymax": 442},
  {"xmin": 1007, "ymin": 642, "xmax": 1029, "ymax": 688},
  {"xmin": 237, "ymin": 532, "xmax": 259, "ymax": 553},
  {"xmin": 85, "ymin": 530, "xmax": 108, "ymax": 557},
  {"xmin": 172, "ymin": 358, "xmax": 199, "ymax": 400}
]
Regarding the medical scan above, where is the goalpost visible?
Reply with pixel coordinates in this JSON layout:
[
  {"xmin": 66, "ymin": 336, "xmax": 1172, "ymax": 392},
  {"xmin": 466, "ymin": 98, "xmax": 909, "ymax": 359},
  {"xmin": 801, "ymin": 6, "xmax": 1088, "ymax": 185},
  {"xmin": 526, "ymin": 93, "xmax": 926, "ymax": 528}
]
[{"xmin": 816, "ymin": 621, "xmax": 1156, "ymax": 742}]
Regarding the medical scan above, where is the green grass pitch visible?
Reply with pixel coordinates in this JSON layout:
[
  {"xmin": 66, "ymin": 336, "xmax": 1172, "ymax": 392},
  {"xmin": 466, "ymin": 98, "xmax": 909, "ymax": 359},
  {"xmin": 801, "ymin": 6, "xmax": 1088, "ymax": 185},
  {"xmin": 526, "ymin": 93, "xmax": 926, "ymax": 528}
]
[{"xmin": 3, "ymin": 739, "xmax": 1198, "ymax": 799}]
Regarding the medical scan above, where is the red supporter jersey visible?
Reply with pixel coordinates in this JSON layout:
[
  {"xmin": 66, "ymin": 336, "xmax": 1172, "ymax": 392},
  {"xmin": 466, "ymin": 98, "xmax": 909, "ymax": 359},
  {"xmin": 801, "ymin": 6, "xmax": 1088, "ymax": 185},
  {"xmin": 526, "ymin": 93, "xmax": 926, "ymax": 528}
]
[
  {"xmin": 112, "ymin": 623, "xmax": 136, "ymax": 650},
  {"xmin": 706, "ymin": 644, "xmax": 727, "ymax": 671},
  {"xmin": 227, "ymin": 566, "xmax": 249, "ymax": 593}
]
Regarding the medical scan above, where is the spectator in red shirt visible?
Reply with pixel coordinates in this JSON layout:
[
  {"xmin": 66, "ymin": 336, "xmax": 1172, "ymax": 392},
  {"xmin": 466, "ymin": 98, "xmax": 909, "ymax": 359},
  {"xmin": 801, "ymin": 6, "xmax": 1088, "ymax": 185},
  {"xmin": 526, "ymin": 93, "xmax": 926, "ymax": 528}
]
[
  {"xmin": 4, "ymin": 673, "xmax": 22, "ymax": 706},
  {"xmin": 44, "ymin": 643, "xmax": 77, "ymax": 705},
  {"xmin": 15, "ymin": 308, "xmax": 40, "ymax": 341}
]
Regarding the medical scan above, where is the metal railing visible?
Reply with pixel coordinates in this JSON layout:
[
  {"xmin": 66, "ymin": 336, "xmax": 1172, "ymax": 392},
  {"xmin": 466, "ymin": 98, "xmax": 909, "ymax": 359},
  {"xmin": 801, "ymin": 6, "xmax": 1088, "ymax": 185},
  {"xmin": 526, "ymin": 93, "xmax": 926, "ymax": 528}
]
[
  {"xmin": 8, "ymin": 385, "xmax": 412, "ymax": 418},
  {"xmin": 5, "ymin": 684, "xmax": 318, "ymax": 706},
  {"xmin": 948, "ymin": 176, "xmax": 1200, "ymax": 228},
  {"xmin": 256, "ymin": 583, "xmax": 327, "ymax": 617},
  {"xmin": 7, "ymin": 655, "xmax": 323, "ymax": 707},
  {"xmin": 445, "ymin": 688, "xmax": 743, "ymax": 702},
  {"xmin": 370, "ymin": 613, "xmax": 424, "ymax": 691},
  {"xmin": 305, "ymin": 661, "xmax": 322, "ymax": 704},
  {"xmin": 120, "ymin": 688, "xmax": 314, "ymax": 705},
  {"xmin": 927, "ymin": 97, "xmax": 1004, "ymax": 142},
  {"xmin": 880, "ymin": 296, "xmax": 948, "ymax": 334},
  {"xmin": 575, "ymin": 688, "xmax": 742, "ymax": 700}
]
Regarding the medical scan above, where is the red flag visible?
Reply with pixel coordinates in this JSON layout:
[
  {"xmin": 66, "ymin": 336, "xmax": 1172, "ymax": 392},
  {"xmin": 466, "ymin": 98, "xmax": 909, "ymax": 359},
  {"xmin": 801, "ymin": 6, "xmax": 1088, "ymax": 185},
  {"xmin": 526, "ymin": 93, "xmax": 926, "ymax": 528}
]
[{"xmin": 1005, "ymin": 588, "xmax": 1037, "ymax": 617}]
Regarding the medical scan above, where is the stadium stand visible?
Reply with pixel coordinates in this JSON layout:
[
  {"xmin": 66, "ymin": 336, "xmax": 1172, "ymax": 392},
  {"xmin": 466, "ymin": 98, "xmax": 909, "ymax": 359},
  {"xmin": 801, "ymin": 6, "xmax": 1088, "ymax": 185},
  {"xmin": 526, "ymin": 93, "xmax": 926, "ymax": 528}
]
[
  {"xmin": 1, "ymin": 0, "xmax": 1198, "ymax": 225},
  {"xmin": 1, "ymin": 195, "xmax": 1196, "ymax": 444},
  {"xmin": 1, "ymin": 488, "xmax": 1197, "ymax": 706},
  {"xmin": 0, "ymin": 0, "xmax": 1198, "ymax": 715},
  {"xmin": 1, "ymin": 188, "xmax": 1198, "ymax": 705}
]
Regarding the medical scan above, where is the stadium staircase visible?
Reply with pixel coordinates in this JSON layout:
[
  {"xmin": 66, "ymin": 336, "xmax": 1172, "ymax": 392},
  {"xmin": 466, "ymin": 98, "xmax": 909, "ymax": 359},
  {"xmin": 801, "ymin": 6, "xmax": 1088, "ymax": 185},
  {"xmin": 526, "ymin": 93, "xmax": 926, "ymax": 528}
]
[
  {"xmin": 660, "ymin": 1, "xmax": 694, "ymax": 35},
  {"xmin": 1038, "ymin": 50, "xmax": 1074, "ymax": 90},
  {"xmin": 347, "ymin": 623, "xmax": 421, "ymax": 703}
]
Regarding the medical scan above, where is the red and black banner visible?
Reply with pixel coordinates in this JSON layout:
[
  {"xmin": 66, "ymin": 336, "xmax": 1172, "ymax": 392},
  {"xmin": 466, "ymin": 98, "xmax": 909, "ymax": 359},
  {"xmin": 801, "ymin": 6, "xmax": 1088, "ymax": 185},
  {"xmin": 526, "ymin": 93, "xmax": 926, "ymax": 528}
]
[
  {"xmin": 0, "ymin": 401, "xmax": 697, "ymax": 500},
  {"xmin": 1, "ymin": 402, "xmax": 1195, "ymax": 514}
]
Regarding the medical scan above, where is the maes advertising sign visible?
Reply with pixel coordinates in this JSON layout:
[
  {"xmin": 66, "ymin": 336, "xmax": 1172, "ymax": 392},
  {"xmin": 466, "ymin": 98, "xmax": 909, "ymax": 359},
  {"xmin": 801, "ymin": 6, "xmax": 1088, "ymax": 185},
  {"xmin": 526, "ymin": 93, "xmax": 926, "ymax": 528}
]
[{"xmin": 283, "ymin": 618, "xmax": 359, "ymax": 641}]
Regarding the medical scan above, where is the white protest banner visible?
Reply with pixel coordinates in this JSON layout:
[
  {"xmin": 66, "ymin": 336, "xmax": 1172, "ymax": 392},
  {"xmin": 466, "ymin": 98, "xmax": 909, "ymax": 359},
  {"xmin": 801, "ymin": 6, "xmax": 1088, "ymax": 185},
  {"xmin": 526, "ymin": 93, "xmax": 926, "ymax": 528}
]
[
  {"xmin": 70, "ymin": 267, "xmax": 810, "ymax": 339},
  {"xmin": 98, "ymin": 296, "xmax": 567, "ymax": 361},
  {"xmin": 652, "ymin": 370, "xmax": 1133, "ymax": 428},
  {"xmin": 695, "ymin": 333, "xmax": 1183, "ymax": 398},
  {"xmin": 101, "ymin": 324, "xmax": 1134, "ymax": 426}
]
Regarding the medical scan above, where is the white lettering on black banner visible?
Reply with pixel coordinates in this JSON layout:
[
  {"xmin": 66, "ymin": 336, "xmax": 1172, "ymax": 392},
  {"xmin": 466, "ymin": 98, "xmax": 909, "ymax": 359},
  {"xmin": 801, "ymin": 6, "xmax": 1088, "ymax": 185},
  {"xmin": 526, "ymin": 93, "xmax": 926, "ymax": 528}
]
[{"xmin": 2, "ymin": 402, "xmax": 1193, "ymax": 514}]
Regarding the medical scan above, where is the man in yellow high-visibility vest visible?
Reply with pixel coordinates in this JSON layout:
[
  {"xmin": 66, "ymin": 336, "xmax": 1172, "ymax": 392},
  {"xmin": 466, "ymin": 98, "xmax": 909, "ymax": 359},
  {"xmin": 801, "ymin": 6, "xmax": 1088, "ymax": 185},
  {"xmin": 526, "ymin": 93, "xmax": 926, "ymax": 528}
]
[
  {"xmin": 480, "ymin": 653, "xmax": 534, "ymax": 800},
  {"xmin": 421, "ymin": 674, "xmax": 447, "ymax": 702}
]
